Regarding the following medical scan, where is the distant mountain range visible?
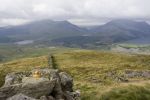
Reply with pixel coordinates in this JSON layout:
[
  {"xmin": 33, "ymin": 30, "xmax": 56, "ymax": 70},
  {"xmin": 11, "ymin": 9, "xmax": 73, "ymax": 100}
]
[
  {"xmin": 91, "ymin": 19, "xmax": 150, "ymax": 41},
  {"xmin": 0, "ymin": 20, "xmax": 87, "ymax": 43},
  {"xmin": 0, "ymin": 19, "xmax": 150, "ymax": 46}
]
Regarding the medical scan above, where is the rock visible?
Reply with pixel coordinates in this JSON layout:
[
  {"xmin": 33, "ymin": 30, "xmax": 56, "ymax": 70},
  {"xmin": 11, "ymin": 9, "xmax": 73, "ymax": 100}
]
[
  {"xmin": 74, "ymin": 90, "xmax": 81, "ymax": 100},
  {"xmin": 47, "ymin": 96, "xmax": 55, "ymax": 100},
  {"xmin": 124, "ymin": 70, "xmax": 150, "ymax": 78},
  {"xmin": 4, "ymin": 72, "xmax": 32, "ymax": 87},
  {"xmin": 142, "ymin": 71, "xmax": 150, "ymax": 78},
  {"xmin": 0, "ymin": 68, "xmax": 80, "ymax": 100},
  {"xmin": 0, "ymin": 79, "xmax": 55, "ymax": 100},
  {"xmin": 32, "ymin": 69, "xmax": 63, "ymax": 99},
  {"xmin": 22, "ymin": 77, "xmax": 49, "ymax": 84},
  {"xmin": 21, "ymin": 80, "xmax": 55, "ymax": 98},
  {"xmin": 32, "ymin": 69, "xmax": 59, "ymax": 80},
  {"xmin": 51, "ymin": 79, "xmax": 63, "ymax": 99},
  {"xmin": 40, "ymin": 96, "xmax": 48, "ymax": 100},
  {"xmin": 64, "ymin": 91, "xmax": 80, "ymax": 100},
  {"xmin": 40, "ymin": 96, "xmax": 55, "ymax": 100},
  {"xmin": 59, "ymin": 72, "xmax": 73, "ymax": 92},
  {"xmin": 7, "ymin": 93, "xmax": 36, "ymax": 100},
  {"xmin": 63, "ymin": 91, "xmax": 74, "ymax": 100},
  {"xmin": 3, "ymin": 72, "xmax": 23, "ymax": 87},
  {"xmin": 4, "ymin": 73, "xmax": 16, "ymax": 87}
]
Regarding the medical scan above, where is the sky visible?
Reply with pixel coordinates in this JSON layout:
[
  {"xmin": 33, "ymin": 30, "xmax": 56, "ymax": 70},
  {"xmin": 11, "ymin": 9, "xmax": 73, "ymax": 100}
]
[{"xmin": 0, "ymin": 0, "xmax": 150, "ymax": 26}]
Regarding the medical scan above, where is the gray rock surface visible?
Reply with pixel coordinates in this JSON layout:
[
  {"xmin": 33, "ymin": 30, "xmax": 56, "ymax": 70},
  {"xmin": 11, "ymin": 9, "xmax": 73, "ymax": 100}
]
[
  {"xmin": 0, "ymin": 69, "xmax": 80, "ymax": 100},
  {"xmin": 106, "ymin": 70, "xmax": 150, "ymax": 82},
  {"xmin": 7, "ymin": 93, "xmax": 36, "ymax": 100},
  {"xmin": 59, "ymin": 72, "xmax": 73, "ymax": 92},
  {"xmin": 124, "ymin": 70, "xmax": 150, "ymax": 78},
  {"xmin": 0, "ymin": 79, "xmax": 55, "ymax": 100}
]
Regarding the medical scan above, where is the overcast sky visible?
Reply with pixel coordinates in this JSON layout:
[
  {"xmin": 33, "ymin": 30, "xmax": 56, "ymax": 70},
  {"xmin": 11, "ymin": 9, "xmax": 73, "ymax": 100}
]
[{"xmin": 0, "ymin": 0, "xmax": 150, "ymax": 26}]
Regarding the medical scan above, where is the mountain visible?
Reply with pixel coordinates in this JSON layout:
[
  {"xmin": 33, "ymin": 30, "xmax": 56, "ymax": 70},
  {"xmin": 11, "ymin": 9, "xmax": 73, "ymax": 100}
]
[
  {"xmin": 51, "ymin": 19, "xmax": 150, "ymax": 47},
  {"xmin": 0, "ymin": 19, "xmax": 150, "ymax": 46},
  {"xmin": 0, "ymin": 19, "xmax": 87, "ymax": 43},
  {"xmin": 90, "ymin": 19, "xmax": 150, "ymax": 42}
]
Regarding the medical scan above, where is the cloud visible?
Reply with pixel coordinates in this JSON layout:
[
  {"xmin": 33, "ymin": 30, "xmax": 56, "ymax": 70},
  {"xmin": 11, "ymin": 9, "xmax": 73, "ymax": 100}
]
[
  {"xmin": 0, "ymin": 0, "xmax": 150, "ymax": 26},
  {"xmin": 33, "ymin": 4, "xmax": 48, "ymax": 13},
  {"xmin": 0, "ymin": 18, "xmax": 29, "ymax": 26}
]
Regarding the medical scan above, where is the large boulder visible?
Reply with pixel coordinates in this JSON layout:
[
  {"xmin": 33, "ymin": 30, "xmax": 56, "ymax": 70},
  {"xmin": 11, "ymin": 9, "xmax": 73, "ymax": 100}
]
[
  {"xmin": 0, "ymin": 68, "xmax": 80, "ymax": 100},
  {"xmin": 0, "ymin": 79, "xmax": 55, "ymax": 100}
]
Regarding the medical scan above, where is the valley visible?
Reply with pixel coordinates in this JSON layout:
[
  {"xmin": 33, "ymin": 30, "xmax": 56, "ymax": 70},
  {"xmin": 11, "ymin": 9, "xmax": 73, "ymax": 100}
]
[
  {"xmin": 1, "ymin": 19, "xmax": 150, "ymax": 48},
  {"xmin": 0, "ymin": 19, "xmax": 150, "ymax": 100}
]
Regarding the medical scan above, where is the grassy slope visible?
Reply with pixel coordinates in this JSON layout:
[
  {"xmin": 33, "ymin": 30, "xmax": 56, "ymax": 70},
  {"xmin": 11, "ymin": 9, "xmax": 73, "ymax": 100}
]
[
  {"xmin": 0, "ymin": 49, "xmax": 150, "ymax": 99},
  {"xmin": 54, "ymin": 50, "xmax": 150, "ymax": 99},
  {"xmin": 100, "ymin": 84, "xmax": 150, "ymax": 100},
  {"xmin": 55, "ymin": 50, "xmax": 150, "ymax": 80}
]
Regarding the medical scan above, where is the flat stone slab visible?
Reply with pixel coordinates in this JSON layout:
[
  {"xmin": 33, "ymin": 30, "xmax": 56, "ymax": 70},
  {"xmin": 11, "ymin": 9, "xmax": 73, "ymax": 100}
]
[{"xmin": 22, "ymin": 77, "xmax": 50, "ymax": 84}]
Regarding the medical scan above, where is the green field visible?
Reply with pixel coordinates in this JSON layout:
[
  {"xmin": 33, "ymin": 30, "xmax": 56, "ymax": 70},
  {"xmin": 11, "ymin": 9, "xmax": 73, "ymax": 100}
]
[
  {"xmin": 0, "ymin": 43, "xmax": 79, "ymax": 62},
  {"xmin": 0, "ymin": 46, "xmax": 150, "ymax": 100}
]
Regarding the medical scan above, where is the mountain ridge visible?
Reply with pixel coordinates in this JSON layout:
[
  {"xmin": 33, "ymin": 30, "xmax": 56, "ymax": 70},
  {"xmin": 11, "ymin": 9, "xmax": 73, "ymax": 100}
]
[
  {"xmin": 0, "ymin": 19, "xmax": 150, "ymax": 45},
  {"xmin": 0, "ymin": 19, "xmax": 88, "ymax": 43}
]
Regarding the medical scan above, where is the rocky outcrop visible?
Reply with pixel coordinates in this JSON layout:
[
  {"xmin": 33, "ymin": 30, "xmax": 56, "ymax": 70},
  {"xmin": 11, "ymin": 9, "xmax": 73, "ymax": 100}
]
[
  {"xmin": 124, "ymin": 70, "xmax": 150, "ymax": 78},
  {"xmin": 0, "ymin": 68, "xmax": 80, "ymax": 100},
  {"xmin": 106, "ymin": 70, "xmax": 150, "ymax": 82}
]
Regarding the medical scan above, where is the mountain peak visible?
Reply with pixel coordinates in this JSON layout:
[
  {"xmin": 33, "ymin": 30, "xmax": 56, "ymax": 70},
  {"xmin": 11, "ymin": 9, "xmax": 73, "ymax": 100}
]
[{"xmin": 106, "ymin": 19, "xmax": 149, "ymax": 26}]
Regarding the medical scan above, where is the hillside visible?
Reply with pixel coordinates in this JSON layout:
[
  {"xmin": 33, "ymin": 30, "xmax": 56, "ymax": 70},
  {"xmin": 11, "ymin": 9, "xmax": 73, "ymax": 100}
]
[
  {"xmin": 50, "ymin": 19, "xmax": 150, "ymax": 47},
  {"xmin": 0, "ymin": 49, "xmax": 150, "ymax": 100},
  {"xmin": 0, "ymin": 20, "xmax": 87, "ymax": 43},
  {"xmin": 90, "ymin": 19, "xmax": 150, "ymax": 37},
  {"xmin": 1, "ymin": 19, "xmax": 150, "ymax": 48}
]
